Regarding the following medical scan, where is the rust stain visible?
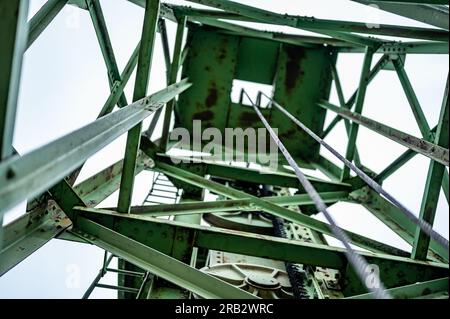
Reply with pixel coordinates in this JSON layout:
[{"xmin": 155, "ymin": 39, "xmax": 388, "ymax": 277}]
[
  {"xmin": 218, "ymin": 38, "xmax": 229, "ymax": 61},
  {"xmin": 280, "ymin": 128, "xmax": 297, "ymax": 139},
  {"xmin": 194, "ymin": 110, "xmax": 215, "ymax": 121},
  {"xmin": 205, "ymin": 86, "xmax": 218, "ymax": 109},
  {"xmin": 218, "ymin": 48, "xmax": 227, "ymax": 60},
  {"xmin": 195, "ymin": 102, "xmax": 203, "ymax": 111},
  {"xmin": 239, "ymin": 112, "xmax": 260, "ymax": 127},
  {"xmin": 284, "ymin": 45, "xmax": 305, "ymax": 92}
]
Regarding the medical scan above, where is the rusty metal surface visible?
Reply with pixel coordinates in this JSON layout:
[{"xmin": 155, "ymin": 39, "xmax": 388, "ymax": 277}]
[{"xmin": 175, "ymin": 26, "xmax": 335, "ymax": 162}]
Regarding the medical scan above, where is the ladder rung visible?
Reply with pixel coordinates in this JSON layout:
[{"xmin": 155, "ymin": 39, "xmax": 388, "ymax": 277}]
[
  {"xmin": 105, "ymin": 268, "xmax": 146, "ymax": 278},
  {"xmin": 144, "ymin": 200, "xmax": 174, "ymax": 205},
  {"xmin": 155, "ymin": 182, "xmax": 172, "ymax": 187},
  {"xmin": 143, "ymin": 201, "xmax": 161, "ymax": 205},
  {"xmin": 147, "ymin": 193, "xmax": 177, "ymax": 200},
  {"xmin": 151, "ymin": 187, "xmax": 178, "ymax": 193},
  {"xmin": 154, "ymin": 182, "xmax": 176, "ymax": 188},
  {"xmin": 95, "ymin": 284, "xmax": 140, "ymax": 294}
]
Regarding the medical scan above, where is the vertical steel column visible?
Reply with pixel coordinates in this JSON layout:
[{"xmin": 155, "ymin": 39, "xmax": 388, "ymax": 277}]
[
  {"xmin": 0, "ymin": 0, "xmax": 29, "ymax": 246},
  {"xmin": 117, "ymin": 0, "xmax": 160, "ymax": 213},
  {"xmin": 412, "ymin": 76, "xmax": 449, "ymax": 260},
  {"xmin": 0, "ymin": 0, "xmax": 29, "ymax": 159},
  {"xmin": 341, "ymin": 47, "xmax": 374, "ymax": 181},
  {"xmin": 160, "ymin": 15, "xmax": 187, "ymax": 151}
]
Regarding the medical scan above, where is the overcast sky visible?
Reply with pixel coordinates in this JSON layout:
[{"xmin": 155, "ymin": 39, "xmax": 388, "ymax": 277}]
[{"xmin": 0, "ymin": 0, "xmax": 448, "ymax": 298}]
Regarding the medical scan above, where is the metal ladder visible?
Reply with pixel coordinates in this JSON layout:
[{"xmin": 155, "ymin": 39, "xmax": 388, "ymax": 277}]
[
  {"xmin": 82, "ymin": 251, "xmax": 151, "ymax": 299},
  {"xmin": 142, "ymin": 172, "xmax": 180, "ymax": 205}
]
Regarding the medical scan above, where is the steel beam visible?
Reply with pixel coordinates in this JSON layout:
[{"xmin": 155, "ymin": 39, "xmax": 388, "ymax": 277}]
[
  {"xmin": 117, "ymin": 0, "xmax": 160, "ymax": 214},
  {"xmin": 146, "ymin": 19, "xmax": 173, "ymax": 139},
  {"xmin": 153, "ymin": 161, "xmax": 409, "ymax": 256},
  {"xmin": 395, "ymin": 62, "xmax": 431, "ymax": 138},
  {"xmin": 108, "ymin": 191, "xmax": 350, "ymax": 217},
  {"xmin": 190, "ymin": 17, "xmax": 336, "ymax": 48},
  {"xmin": 0, "ymin": 0, "xmax": 29, "ymax": 244},
  {"xmin": 0, "ymin": 80, "xmax": 190, "ymax": 216},
  {"xmin": 352, "ymin": 1, "xmax": 449, "ymax": 30},
  {"xmin": 0, "ymin": 0, "xmax": 28, "ymax": 160},
  {"xmin": 375, "ymin": 124, "xmax": 448, "ymax": 203},
  {"xmin": 155, "ymin": 154, "xmax": 352, "ymax": 193},
  {"xmin": 348, "ymin": 277, "xmax": 449, "ymax": 299},
  {"xmin": 177, "ymin": 5, "xmax": 449, "ymax": 41},
  {"xmin": 158, "ymin": 18, "xmax": 171, "ymax": 83},
  {"xmin": 98, "ymin": 42, "xmax": 140, "ymax": 117},
  {"xmin": 27, "ymin": 0, "xmax": 68, "ymax": 48},
  {"xmin": 126, "ymin": 1, "xmax": 176, "ymax": 22},
  {"xmin": 364, "ymin": 0, "xmax": 448, "ymax": 4},
  {"xmin": 185, "ymin": 0, "xmax": 380, "ymax": 47},
  {"xmin": 412, "ymin": 77, "xmax": 449, "ymax": 260},
  {"xmin": 73, "ymin": 206, "xmax": 448, "ymax": 292},
  {"xmin": 341, "ymin": 47, "xmax": 374, "ymax": 180},
  {"xmin": 394, "ymin": 59, "xmax": 449, "ymax": 200},
  {"xmin": 86, "ymin": 0, "xmax": 128, "ymax": 108},
  {"xmin": 376, "ymin": 149, "xmax": 416, "ymax": 182},
  {"xmin": 338, "ymin": 41, "xmax": 449, "ymax": 54},
  {"xmin": 319, "ymin": 101, "xmax": 449, "ymax": 167},
  {"xmin": 313, "ymin": 156, "xmax": 343, "ymax": 182},
  {"xmin": 66, "ymin": 41, "xmax": 141, "ymax": 186},
  {"xmin": 142, "ymin": 18, "xmax": 171, "ymax": 139},
  {"xmin": 0, "ymin": 200, "xmax": 71, "ymax": 276},
  {"xmin": 322, "ymin": 54, "xmax": 389, "ymax": 139},
  {"xmin": 351, "ymin": 187, "xmax": 448, "ymax": 261},
  {"xmin": 74, "ymin": 151, "xmax": 151, "ymax": 207},
  {"xmin": 161, "ymin": 15, "xmax": 186, "ymax": 151},
  {"xmin": 376, "ymin": 136, "xmax": 449, "ymax": 204},
  {"xmin": 331, "ymin": 63, "xmax": 362, "ymax": 167},
  {"xmin": 74, "ymin": 217, "xmax": 257, "ymax": 299}
]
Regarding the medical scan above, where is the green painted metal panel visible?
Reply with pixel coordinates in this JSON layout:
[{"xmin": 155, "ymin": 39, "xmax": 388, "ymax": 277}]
[
  {"xmin": 176, "ymin": 27, "xmax": 239, "ymax": 131},
  {"xmin": 235, "ymin": 37, "xmax": 279, "ymax": 85},
  {"xmin": 176, "ymin": 27, "xmax": 335, "ymax": 162},
  {"xmin": 272, "ymin": 44, "xmax": 335, "ymax": 161}
]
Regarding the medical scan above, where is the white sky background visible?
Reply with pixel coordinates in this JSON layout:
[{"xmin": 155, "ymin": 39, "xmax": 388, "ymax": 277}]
[{"xmin": 0, "ymin": 0, "xmax": 448, "ymax": 298}]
